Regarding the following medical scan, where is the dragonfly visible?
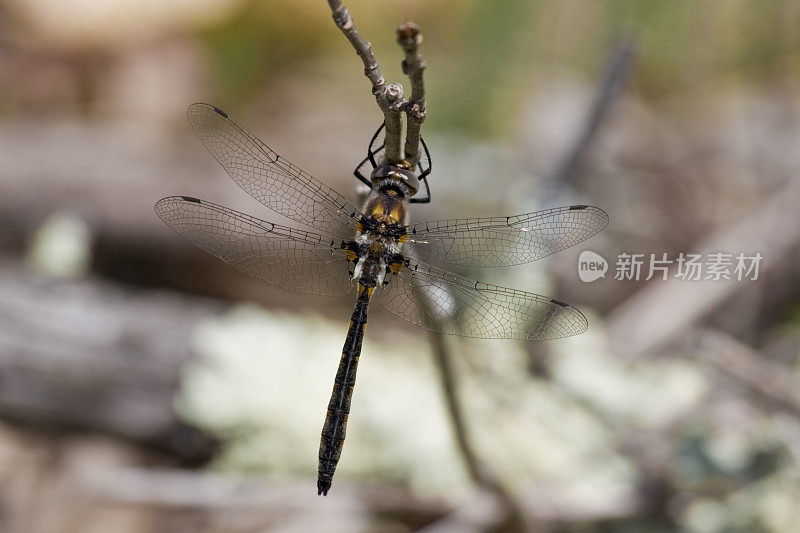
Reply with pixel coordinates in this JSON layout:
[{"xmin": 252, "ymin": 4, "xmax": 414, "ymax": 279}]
[{"xmin": 155, "ymin": 103, "xmax": 608, "ymax": 496}]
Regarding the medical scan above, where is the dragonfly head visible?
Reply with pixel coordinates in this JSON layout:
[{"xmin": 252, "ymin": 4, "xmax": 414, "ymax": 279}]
[{"xmin": 370, "ymin": 164, "xmax": 419, "ymax": 198}]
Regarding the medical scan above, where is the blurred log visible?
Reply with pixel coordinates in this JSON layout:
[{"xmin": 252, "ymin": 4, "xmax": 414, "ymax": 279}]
[
  {"xmin": 418, "ymin": 489, "xmax": 503, "ymax": 533},
  {"xmin": 607, "ymin": 176, "xmax": 800, "ymax": 357},
  {"xmin": 419, "ymin": 483, "xmax": 642, "ymax": 533},
  {"xmin": 0, "ymin": 260, "xmax": 220, "ymax": 464},
  {"xmin": 0, "ymin": 118, "xmax": 386, "ymax": 331},
  {"xmin": 695, "ymin": 329, "xmax": 800, "ymax": 417},
  {"xmin": 86, "ymin": 467, "xmax": 448, "ymax": 529},
  {"xmin": 0, "ymin": 116, "xmax": 361, "ymax": 247},
  {"xmin": 0, "ymin": 119, "xmax": 363, "ymax": 318},
  {"xmin": 88, "ymin": 467, "xmax": 642, "ymax": 532}
]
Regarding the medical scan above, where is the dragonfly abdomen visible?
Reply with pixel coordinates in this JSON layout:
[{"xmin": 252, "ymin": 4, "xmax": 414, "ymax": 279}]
[{"xmin": 317, "ymin": 283, "xmax": 374, "ymax": 496}]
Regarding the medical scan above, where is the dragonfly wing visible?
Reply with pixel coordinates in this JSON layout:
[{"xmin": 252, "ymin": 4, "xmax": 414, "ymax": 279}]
[
  {"xmin": 188, "ymin": 103, "xmax": 362, "ymax": 239},
  {"xmin": 375, "ymin": 258, "xmax": 587, "ymax": 340},
  {"xmin": 405, "ymin": 205, "xmax": 608, "ymax": 267},
  {"xmin": 155, "ymin": 196, "xmax": 354, "ymax": 297}
]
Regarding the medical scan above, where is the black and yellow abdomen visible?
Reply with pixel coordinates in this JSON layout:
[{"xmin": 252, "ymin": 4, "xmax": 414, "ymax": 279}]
[{"xmin": 317, "ymin": 283, "xmax": 374, "ymax": 496}]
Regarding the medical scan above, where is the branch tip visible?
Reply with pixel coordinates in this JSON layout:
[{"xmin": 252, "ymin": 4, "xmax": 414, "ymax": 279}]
[
  {"xmin": 327, "ymin": 4, "xmax": 429, "ymax": 166},
  {"xmin": 327, "ymin": 0, "xmax": 403, "ymax": 162},
  {"xmin": 397, "ymin": 19, "xmax": 423, "ymax": 50},
  {"xmin": 396, "ymin": 19, "xmax": 427, "ymax": 167}
]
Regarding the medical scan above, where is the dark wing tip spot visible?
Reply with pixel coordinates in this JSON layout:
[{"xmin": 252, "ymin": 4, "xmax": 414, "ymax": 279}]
[
  {"xmin": 569, "ymin": 205, "xmax": 589, "ymax": 210},
  {"xmin": 597, "ymin": 207, "xmax": 610, "ymax": 226},
  {"xmin": 180, "ymin": 196, "xmax": 202, "ymax": 204},
  {"xmin": 211, "ymin": 106, "xmax": 229, "ymax": 119},
  {"xmin": 550, "ymin": 298, "xmax": 569, "ymax": 307}
]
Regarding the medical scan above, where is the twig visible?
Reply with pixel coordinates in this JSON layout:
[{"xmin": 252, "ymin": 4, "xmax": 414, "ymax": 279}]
[
  {"xmin": 550, "ymin": 37, "xmax": 636, "ymax": 186},
  {"xmin": 327, "ymin": 0, "xmax": 404, "ymax": 163},
  {"xmin": 397, "ymin": 19, "xmax": 427, "ymax": 168},
  {"xmin": 427, "ymin": 330, "xmax": 534, "ymax": 532}
]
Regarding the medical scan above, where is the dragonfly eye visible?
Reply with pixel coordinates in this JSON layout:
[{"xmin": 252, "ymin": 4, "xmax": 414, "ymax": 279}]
[{"xmin": 370, "ymin": 165, "xmax": 419, "ymax": 197}]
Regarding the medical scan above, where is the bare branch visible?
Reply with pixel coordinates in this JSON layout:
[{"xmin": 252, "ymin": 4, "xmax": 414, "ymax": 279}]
[
  {"xmin": 427, "ymin": 329, "xmax": 534, "ymax": 532},
  {"xmin": 326, "ymin": 0, "xmax": 384, "ymax": 95},
  {"xmin": 550, "ymin": 38, "xmax": 636, "ymax": 186},
  {"xmin": 327, "ymin": 0, "xmax": 404, "ymax": 163},
  {"xmin": 397, "ymin": 19, "xmax": 427, "ymax": 167}
]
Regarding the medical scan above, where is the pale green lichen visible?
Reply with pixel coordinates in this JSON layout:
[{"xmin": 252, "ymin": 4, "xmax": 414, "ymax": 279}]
[
  {"xmin": 177, "ymin": 303, "xmax": 710, "ymax": 503},
  {"xmin": 27, "ymin": 212, "xmax": 91, "ymax": 278}
]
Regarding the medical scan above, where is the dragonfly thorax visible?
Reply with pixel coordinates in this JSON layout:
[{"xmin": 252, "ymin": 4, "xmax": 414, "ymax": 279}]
[
  {"xmin": 364, "ymin": 191, "xmax": 409, "ymax": 228},
  {"xmin": 348, "ymin": 196, "xmax": 409, "ymax": 289}
]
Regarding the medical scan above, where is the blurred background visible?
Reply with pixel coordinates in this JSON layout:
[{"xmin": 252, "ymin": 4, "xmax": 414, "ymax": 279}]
[{"xmin": 2, "ymin": 0, "xmax": 800, "ymax": 531}]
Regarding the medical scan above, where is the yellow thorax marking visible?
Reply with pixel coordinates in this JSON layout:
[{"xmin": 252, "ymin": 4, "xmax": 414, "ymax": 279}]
[
  {"xmin": 388, "ymin": 204, "xmax": 403, "ymax": 224},
  {"xmin": 369, "ymin": 202, "xmax": 392, "ymax": 221}
]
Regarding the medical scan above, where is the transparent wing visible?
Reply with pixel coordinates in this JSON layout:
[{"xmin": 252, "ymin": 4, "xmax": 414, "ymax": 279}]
[
  {"xmin": 376, "ymin": 259, "xmax": 588, "ymax": 340},
  {"xmin": 155, "ymin": 196, "xmax": 354, "ymax": 297},
  {"xmin": 405, "ymin": 205, "xmax": 608, "ymax": 267},
  {"xmin": 188, "ymin": 103, "xmax": 361, "ymax": 239}
]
